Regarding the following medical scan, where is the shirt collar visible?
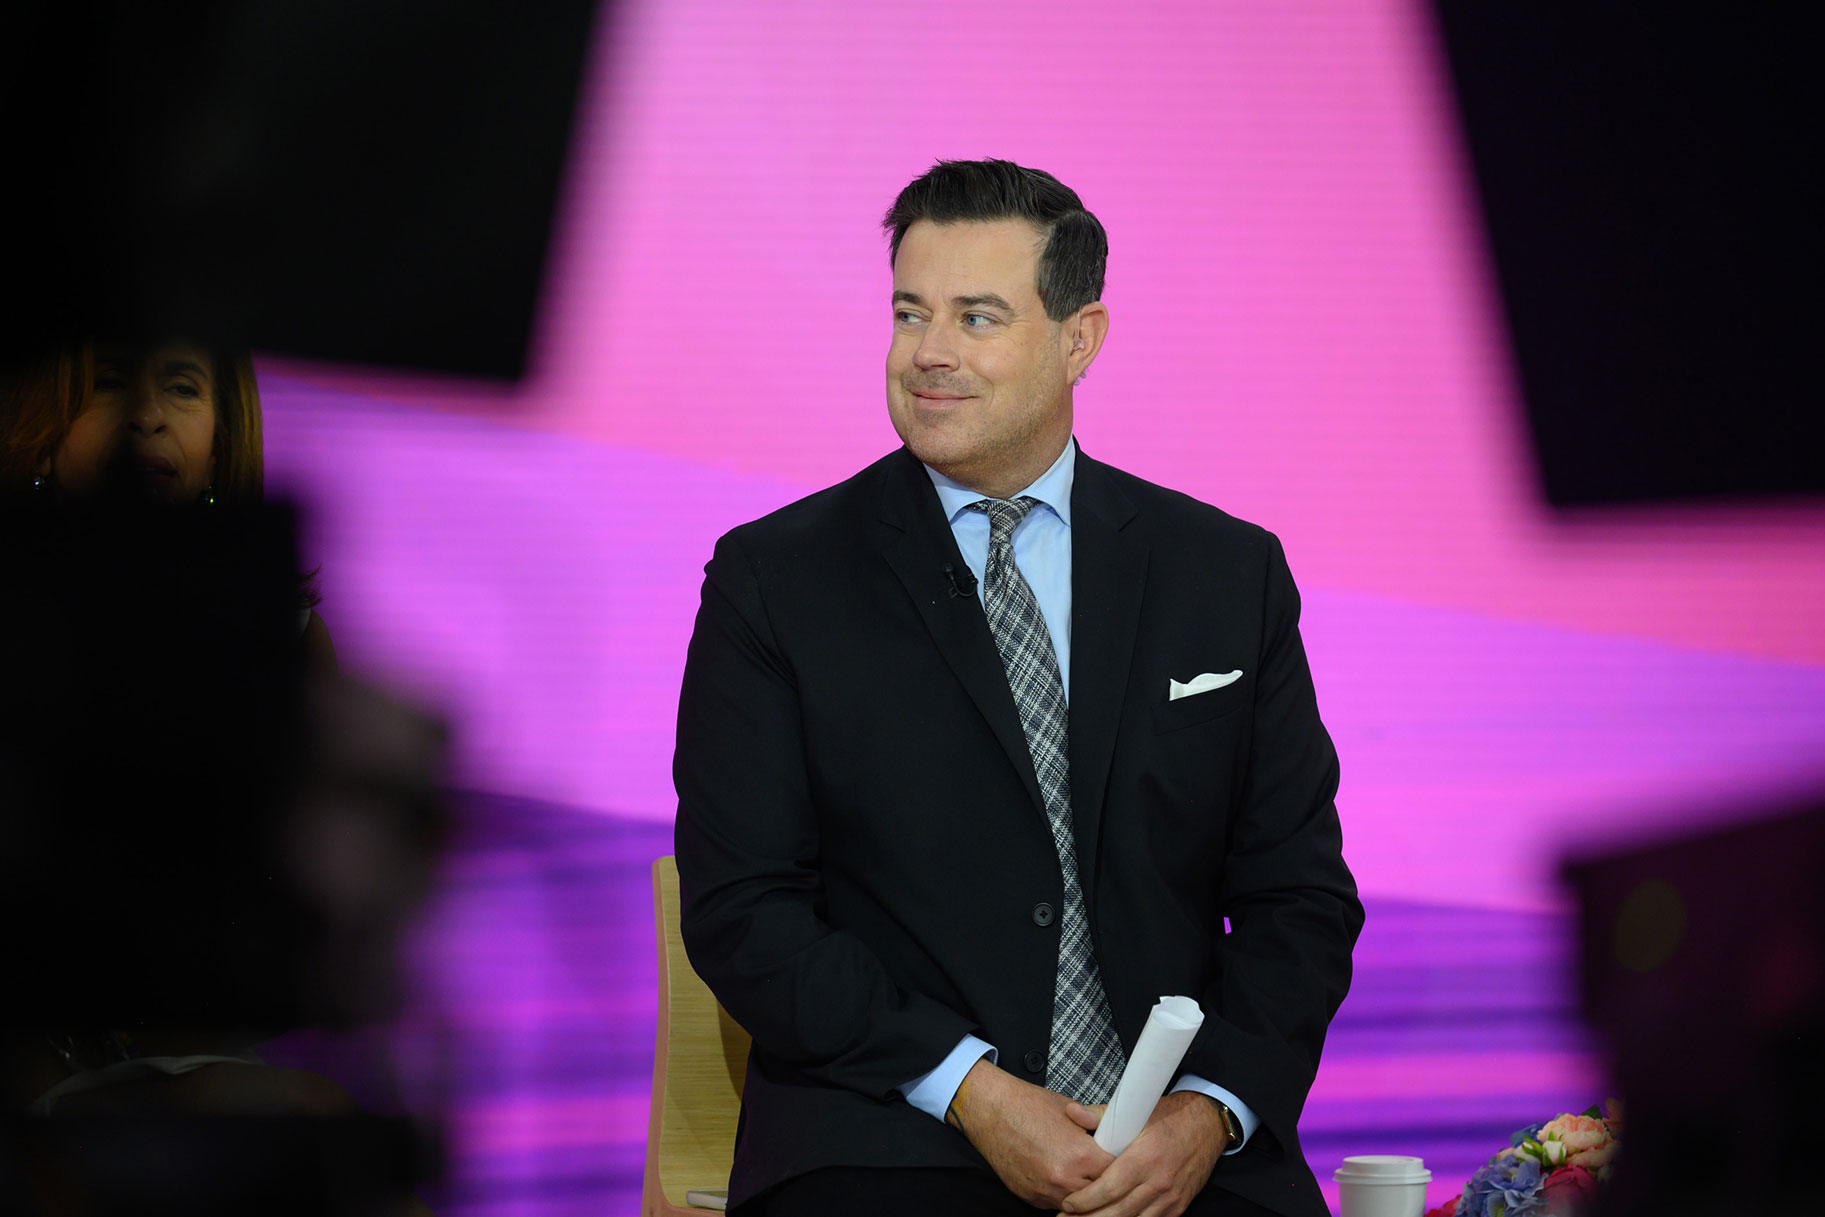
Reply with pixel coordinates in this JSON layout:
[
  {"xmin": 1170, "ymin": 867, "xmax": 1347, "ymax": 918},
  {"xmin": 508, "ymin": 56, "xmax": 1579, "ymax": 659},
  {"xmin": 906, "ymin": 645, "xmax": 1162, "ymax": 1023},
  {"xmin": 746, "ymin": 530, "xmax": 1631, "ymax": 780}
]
[{"xmin": 925, "ymin": 437, "xmax": 1077, "ymax": 528}]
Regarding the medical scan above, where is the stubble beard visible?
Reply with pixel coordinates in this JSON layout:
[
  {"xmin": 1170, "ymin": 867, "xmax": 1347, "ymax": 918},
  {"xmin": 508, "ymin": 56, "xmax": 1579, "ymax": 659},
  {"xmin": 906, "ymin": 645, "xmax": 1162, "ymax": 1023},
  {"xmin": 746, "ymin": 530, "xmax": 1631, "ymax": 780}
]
[{"xmin": 892, "ymin": 374, "xmax": 1070, "ymax": 498}]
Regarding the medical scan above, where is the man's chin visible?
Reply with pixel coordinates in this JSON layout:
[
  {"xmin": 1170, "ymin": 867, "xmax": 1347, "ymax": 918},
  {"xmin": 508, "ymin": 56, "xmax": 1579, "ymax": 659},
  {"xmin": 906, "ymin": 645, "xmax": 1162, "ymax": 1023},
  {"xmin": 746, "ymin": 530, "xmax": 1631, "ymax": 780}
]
[{"xmin": 899, "ymin": 433, "xmax": 973, "ymax": 477}]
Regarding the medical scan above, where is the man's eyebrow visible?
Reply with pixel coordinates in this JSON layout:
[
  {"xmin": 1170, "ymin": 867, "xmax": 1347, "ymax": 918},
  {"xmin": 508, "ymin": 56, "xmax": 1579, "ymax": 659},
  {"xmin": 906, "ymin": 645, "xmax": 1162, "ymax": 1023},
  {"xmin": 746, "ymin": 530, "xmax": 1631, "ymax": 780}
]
[
  {"xmin": 952, "ymin": 293, "xmax": 1015, "ymax": 312},
  {"xmin": 890, "ymin": 290, "xmax": 1018, "ymax": 313},
  {"xmin": 161, "ymin": 359, "xmax": 210, "ymax": 379}
]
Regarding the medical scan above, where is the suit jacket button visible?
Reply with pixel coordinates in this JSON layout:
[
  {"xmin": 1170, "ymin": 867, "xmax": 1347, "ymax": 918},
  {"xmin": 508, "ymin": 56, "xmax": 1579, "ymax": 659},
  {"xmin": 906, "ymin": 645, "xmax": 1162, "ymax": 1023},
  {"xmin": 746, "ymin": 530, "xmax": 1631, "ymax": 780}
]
[
  {"xmin": 1023, "ymin": 1049, "xmax": 1045, "ymax": 1074},
  {"xmin": 1031, "ymin": 902, "xmax": 1055, "ymax": 927}
]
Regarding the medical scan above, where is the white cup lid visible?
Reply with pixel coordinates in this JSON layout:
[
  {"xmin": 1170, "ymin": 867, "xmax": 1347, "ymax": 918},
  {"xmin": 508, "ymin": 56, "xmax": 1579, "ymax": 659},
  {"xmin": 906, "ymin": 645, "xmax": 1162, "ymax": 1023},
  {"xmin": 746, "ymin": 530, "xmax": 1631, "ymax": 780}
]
[{"xmin": 1334, "ymin": 1155, "xmax": 1431, "ymax": 1182}]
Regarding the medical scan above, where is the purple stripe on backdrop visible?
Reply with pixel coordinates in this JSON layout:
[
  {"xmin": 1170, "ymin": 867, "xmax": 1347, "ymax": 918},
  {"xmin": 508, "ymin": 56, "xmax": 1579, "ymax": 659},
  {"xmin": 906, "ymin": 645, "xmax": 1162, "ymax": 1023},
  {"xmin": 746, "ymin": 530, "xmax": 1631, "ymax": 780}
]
[
  {"xmin": 263, "ymin": 796, "xmax": 1600, "ymax": 1217},
  {"xmin": 263, "ymin": 377, "xmax": 1825, "ymax": 914}
]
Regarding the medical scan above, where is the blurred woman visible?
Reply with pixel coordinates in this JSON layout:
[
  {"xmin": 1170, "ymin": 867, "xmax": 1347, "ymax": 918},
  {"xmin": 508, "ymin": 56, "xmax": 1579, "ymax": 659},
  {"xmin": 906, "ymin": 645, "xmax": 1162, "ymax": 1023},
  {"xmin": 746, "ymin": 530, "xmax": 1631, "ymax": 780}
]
[
  {"xmin": 5, "ymin": 338, "xmax": 341, "ymax": 1116},
  {"xmin": 77, "ymin": 338, "xmax": 335, "ymax": 661},
  {"xmin": 2, "ymin": 342, "xmax": 430, "ymax": 1210},
  {"xmin": 3, "ymin": 338, "xmax": 263, "ymax": 506},
  {"xmin": 0, "ymin": 340, "xmax": 123, "ymax": 496},
  {"xmin": 101, "ymin": 338, "xmax": 264, "ymax": 506}
]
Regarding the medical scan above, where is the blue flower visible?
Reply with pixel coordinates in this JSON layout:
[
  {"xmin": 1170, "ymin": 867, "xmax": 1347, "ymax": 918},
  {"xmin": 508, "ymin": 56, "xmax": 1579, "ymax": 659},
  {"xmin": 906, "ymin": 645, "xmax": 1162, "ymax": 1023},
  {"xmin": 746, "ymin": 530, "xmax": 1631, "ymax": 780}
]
[{"xmin": 1458, "ymin": 1151, "xmax": 1547, "ymax": 1217}]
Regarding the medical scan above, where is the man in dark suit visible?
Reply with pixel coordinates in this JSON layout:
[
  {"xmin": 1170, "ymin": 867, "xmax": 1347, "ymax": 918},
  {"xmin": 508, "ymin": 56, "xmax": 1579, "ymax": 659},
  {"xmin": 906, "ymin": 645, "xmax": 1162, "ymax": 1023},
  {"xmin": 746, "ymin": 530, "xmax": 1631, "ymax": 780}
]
[{"xmin": 674, "ymin": 160, "xmax": 1362, "ymax": 1217}]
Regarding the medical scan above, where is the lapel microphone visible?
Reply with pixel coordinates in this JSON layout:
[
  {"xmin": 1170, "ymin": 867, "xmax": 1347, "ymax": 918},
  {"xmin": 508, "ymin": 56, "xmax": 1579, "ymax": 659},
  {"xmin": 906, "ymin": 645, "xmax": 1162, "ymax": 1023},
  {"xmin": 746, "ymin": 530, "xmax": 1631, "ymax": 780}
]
[{"xmin": 942, "ymin": 562, "xmax": 977, "ymax": 599}]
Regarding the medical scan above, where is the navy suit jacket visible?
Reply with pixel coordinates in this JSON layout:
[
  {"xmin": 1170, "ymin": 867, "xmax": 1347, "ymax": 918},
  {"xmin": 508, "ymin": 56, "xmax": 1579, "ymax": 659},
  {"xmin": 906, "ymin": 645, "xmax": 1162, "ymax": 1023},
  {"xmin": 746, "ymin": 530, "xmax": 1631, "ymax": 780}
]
[{"xmin": 674, "ymin": 446, "xmax": 1362, "ymax": 1216}]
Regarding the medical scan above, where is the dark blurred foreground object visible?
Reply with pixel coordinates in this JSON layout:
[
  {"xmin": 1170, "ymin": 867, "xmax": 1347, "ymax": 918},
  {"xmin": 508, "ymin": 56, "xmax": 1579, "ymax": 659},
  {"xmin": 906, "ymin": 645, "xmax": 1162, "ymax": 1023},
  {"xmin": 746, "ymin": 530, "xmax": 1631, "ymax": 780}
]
[
  {"xmin": 1564, "ymin": 798, "xmax": 1823, "ymax": 1216},
  {"xmin": 0, "ymin": 1115, "xmax": 433, "ymax": 1217},
  {"xmin": 1, "ymin": 0, "xmax": 604, "ymax": 380},
  {"xmin": 0, "ymin": 501, "xmax": 445, "ymax": 1029},
  {"xmin": 1431, "ymin": 5, "xmax": 1821, "ymax": 505},
  {"xmin": 0, "ymin": 500, "xmax": 447, "ymax": 1213}
]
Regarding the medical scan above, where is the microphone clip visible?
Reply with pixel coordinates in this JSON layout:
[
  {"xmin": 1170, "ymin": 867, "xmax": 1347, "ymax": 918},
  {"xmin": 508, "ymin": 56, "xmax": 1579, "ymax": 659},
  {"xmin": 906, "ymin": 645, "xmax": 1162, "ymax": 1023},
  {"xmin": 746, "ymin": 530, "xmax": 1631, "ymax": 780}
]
[{"xmin": 943, "ymin": 562, "xmax": 977, "ymax": 600}]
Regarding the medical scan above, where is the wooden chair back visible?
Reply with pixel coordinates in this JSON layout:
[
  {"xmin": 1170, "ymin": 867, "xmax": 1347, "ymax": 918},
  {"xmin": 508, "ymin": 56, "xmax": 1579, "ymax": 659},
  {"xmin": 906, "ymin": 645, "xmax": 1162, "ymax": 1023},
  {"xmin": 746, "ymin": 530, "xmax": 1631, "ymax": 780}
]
[{"xmin": 642, "ymin": 855, "xmax": 751, "ymax": 1214}]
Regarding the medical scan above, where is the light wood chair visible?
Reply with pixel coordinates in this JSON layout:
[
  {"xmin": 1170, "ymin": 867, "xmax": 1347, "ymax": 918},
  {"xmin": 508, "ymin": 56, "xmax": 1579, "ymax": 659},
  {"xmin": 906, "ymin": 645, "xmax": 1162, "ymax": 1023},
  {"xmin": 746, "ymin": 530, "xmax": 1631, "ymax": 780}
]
[{"xmin": 643, "ymin": 855, "xmax": 752, "ymax": 1215}]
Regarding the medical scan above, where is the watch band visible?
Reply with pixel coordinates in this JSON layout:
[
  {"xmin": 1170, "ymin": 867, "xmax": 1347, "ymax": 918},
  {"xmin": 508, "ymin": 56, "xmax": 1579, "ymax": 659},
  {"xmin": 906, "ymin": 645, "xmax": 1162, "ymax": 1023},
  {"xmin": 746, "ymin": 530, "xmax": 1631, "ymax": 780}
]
[{"xmin": 1210, "ymin": 1098, "xmax": 1242, "ymax": 1147}]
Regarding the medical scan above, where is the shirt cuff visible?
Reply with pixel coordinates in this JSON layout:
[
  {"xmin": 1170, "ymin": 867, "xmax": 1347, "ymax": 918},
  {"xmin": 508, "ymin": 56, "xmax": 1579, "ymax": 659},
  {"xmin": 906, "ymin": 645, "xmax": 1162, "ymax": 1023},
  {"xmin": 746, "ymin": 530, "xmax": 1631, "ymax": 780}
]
[
  {"xmin": 897, "ymin": 1034, "xmax": 998, "ymax": 1122},
  {"xmin": 1169, "ymin": 1075, "xmax": 1259, "ymax": 1155}
]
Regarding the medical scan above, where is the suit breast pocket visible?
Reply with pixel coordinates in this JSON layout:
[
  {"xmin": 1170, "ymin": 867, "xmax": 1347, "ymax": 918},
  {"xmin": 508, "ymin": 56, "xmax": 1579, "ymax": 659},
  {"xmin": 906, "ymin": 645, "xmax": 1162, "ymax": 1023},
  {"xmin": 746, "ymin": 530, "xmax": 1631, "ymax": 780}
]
[{"xmin": 1153, "ymin": 688, "xmax": 1245, "ymax": 734}]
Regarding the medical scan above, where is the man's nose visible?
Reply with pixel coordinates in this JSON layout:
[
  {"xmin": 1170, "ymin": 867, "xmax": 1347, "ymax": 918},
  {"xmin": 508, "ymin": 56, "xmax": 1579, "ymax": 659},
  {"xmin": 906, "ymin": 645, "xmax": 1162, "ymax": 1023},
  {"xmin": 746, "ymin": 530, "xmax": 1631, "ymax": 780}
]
[{"xmin": 912, "ymin": 324, "xmax": 959, "ymax": 370}]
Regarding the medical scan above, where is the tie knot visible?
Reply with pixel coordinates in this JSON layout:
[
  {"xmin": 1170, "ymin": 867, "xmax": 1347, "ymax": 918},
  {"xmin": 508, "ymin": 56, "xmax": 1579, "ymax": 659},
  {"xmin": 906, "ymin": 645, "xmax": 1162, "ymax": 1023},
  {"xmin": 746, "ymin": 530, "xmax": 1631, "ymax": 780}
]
[{"xmin": 968, "ymin": 495, "xmax": 1040, "ymax": 545}]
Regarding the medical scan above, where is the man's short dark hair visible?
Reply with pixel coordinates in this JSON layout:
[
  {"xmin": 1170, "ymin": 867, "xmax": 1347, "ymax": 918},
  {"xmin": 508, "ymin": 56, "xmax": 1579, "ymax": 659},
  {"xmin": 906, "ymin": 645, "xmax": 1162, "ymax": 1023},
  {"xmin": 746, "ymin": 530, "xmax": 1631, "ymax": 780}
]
[{"xmin": 883, "ymin": 159, "xmax": 1107, "ymax": 322}]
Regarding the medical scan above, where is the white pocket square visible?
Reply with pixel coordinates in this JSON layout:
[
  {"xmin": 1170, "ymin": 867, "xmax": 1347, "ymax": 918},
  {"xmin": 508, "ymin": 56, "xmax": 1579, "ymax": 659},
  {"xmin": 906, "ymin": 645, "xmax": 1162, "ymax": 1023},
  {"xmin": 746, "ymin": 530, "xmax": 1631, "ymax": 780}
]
[{"xmin": 1168, "ymin": 670, "xmax": 1243, "ymax": 701}]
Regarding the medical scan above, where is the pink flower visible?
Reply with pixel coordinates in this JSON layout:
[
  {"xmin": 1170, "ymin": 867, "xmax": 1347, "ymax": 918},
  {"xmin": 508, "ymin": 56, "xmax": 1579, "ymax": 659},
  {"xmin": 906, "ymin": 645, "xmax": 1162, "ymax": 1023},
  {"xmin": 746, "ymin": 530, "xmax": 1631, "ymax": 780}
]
[
  {"xmin": 1538, "ymin": 1114, "xmax": 1615, "ymax": 1168},
  {"xmin": 1423, "ymin": 1199, "xmax": 1458, "ymax": 1217},
  {"xmin": 1541, "ymin": 1164, "xmax": 1600, "ymax": 1215}
]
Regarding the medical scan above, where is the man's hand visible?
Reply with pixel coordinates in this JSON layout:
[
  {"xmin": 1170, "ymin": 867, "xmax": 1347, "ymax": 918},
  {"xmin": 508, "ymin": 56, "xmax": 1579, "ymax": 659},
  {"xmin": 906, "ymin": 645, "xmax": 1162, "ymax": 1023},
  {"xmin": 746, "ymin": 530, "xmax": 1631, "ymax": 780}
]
[
  {"xmin": 947, "ymin": 1059, "xmax": 1115, "ymax": 1209},
  {"xmin": 1058, "ymin": 1091, "xmax": 1228, "ymax": 1217}
]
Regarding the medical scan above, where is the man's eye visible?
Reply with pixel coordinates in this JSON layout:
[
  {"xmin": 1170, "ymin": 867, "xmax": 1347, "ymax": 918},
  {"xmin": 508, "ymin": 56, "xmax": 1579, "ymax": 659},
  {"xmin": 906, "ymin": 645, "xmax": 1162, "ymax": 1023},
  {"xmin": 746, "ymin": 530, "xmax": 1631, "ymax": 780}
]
[
  {"xmin": 894, "ymin": 310, "xmax": 922, "ymax": 325},
  {"xmin": 166, "ymin": 382, "xmax": 200, "ymax": 399},
  {"xmin": 963, "ymin": 313, "xmax": 995, "ymax": 328}
]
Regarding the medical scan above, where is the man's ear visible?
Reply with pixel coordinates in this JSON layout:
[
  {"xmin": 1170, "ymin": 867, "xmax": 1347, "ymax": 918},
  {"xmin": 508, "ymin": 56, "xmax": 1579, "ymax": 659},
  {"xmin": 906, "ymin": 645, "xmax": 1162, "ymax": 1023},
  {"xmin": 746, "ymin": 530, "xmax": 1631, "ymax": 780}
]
[{"xmin": 1067, "ymin": 302, "xmax": 1109, "ymax": 384}]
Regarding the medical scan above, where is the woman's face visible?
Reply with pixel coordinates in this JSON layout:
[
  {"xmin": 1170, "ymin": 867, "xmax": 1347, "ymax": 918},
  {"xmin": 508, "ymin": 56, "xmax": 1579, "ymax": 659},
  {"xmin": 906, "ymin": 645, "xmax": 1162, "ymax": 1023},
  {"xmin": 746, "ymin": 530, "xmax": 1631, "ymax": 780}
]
[
  {"xmin": 103, "ymin": 343, "xmax": 219, "ymax": 503},
  {"xmin": 49, "ymin": 390, "xmax": 128, "ymax": 494}
]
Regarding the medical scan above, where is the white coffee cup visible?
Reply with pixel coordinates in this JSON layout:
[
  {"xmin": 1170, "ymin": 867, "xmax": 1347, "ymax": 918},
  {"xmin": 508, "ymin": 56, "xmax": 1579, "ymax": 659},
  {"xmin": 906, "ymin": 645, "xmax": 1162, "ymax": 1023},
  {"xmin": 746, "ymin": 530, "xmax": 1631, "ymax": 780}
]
[{"xmin": 1333, "ymin": 1155, "xmax": 1432, "ymax": 1217}]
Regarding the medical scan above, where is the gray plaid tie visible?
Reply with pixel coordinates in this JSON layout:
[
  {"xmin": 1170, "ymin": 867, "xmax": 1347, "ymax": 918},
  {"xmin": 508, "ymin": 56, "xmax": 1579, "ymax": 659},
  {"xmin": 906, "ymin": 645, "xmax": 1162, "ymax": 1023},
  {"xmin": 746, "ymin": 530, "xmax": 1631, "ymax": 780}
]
[{"xmin": 966, "ymin": 496, "xmax": 1125, "ymax": 1104}]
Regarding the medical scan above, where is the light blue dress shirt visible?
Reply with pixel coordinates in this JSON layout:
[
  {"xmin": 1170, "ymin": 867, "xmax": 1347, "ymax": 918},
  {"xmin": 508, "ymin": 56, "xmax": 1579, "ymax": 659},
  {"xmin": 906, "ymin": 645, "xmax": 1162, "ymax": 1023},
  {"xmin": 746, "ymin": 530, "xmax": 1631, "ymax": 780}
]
[{"xmin": 895, "ymin": 438, "xmax": 1258, "ymax": 1155}]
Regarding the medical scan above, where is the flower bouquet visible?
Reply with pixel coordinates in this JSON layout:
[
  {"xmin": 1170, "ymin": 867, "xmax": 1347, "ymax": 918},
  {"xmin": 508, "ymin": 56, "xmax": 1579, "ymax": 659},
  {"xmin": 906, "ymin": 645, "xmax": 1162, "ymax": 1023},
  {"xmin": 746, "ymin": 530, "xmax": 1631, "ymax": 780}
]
[{"xmin": 1425, "ymin": 1101, "xmax": 1621, "ymax": 1217}]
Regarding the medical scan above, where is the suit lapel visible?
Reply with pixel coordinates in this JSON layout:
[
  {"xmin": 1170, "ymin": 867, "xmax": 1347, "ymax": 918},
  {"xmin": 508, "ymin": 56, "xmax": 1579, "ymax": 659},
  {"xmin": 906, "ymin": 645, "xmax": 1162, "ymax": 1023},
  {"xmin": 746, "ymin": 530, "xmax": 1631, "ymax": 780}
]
[
  {"xmin": 1067, "ymin": 450, "xmax": 1147, "ymax": 902},
  {"xmin": 875, "ymin": 450, "xmax": 1049, "ymax": 820}
]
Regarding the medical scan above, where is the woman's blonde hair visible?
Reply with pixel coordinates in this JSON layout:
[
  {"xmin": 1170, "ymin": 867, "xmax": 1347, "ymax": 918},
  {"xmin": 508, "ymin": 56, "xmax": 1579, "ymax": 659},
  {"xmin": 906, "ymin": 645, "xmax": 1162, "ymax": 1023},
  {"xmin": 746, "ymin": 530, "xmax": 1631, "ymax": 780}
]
[
  {"xmin": 0, "ymin": 341, "xmax": 95, "ymax": 494},
  {"xmin": 211, "ymin": 351, "xmax": 264, "ymax": 503}
]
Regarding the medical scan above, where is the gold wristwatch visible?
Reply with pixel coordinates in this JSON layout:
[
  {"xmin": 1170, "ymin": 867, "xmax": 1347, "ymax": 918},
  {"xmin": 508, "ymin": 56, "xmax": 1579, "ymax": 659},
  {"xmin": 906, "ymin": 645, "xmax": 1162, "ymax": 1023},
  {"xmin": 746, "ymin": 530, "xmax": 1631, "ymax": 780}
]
[{"xmin": 1206, "ymin": 1096, "xmax": 1243, "ymax": 1147}]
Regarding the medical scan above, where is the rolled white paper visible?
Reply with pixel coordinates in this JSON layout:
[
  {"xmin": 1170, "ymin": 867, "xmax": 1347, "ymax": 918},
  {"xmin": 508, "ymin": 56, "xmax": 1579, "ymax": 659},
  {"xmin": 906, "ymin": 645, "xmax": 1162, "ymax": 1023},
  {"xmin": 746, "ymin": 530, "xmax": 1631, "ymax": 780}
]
[{"xmin": 1092, "ymin": 995, "xmax": 1205, "ymax": 1155}]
